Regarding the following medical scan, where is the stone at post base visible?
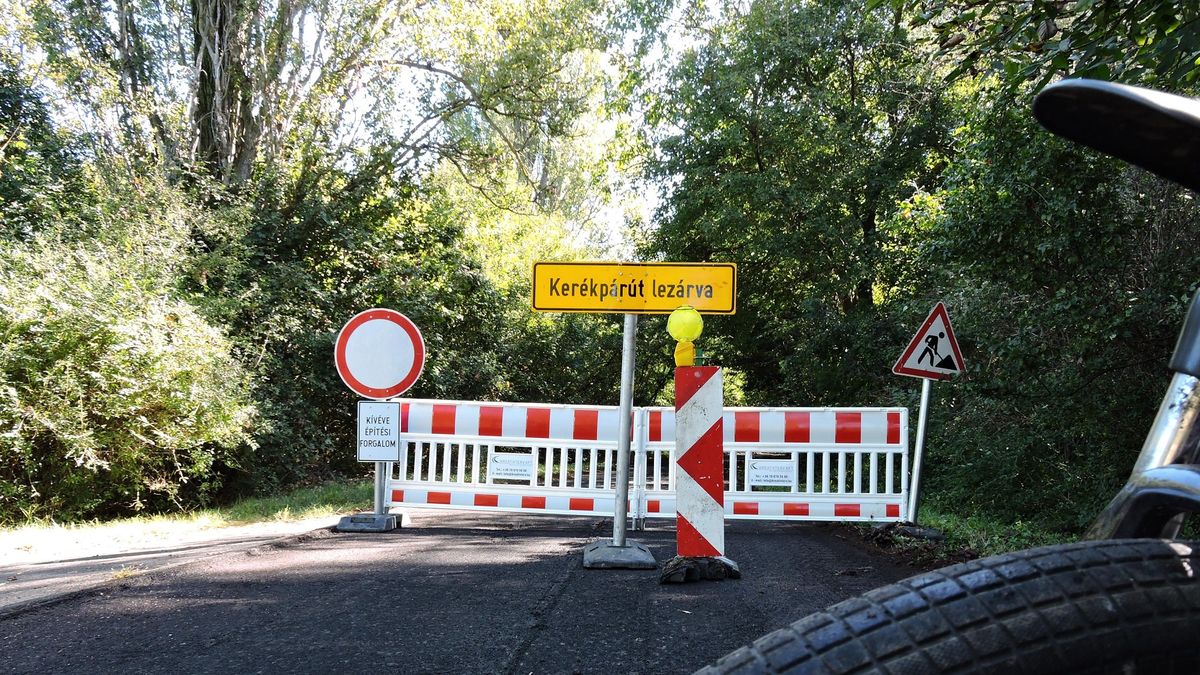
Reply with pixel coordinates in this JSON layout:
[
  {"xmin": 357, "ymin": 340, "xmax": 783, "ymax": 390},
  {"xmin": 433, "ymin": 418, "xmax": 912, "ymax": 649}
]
[
  {"xmin": 335, "ymin": 512, "xmax": 405, "ymax": 533},
  {"xmin": 869, "ymin": 521, "xmax": 945, "ymax": 543},
  {"xmin": 582, "ymin": 539, "xmax": 657, "ymax": 569},
  {"xmin": 658, "ymin": 556, "xmax": 741, "ymax": 584},
  {"xmin": 897, "ymin": 524, "xmax": 945, "ymax": 541}
]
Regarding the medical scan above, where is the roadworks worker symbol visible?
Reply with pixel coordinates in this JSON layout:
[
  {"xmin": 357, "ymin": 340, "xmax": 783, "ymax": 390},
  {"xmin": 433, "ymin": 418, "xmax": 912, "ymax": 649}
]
[{"xmin": 892, "ymin": 302, "xmax": 965, "ymax": 381}]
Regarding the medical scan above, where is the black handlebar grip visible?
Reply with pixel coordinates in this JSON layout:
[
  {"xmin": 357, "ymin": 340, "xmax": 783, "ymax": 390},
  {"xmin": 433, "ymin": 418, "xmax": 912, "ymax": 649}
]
[{"xmin": 1170, "ymin": 290, "xmax": 1200, "ymax": 378}]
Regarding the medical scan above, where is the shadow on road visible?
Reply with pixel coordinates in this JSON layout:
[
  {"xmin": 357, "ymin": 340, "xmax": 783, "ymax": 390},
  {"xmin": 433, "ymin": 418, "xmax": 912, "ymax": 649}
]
[{"xmin": 0, "ymin": 513, "xmax": 914, "ymax": 674}]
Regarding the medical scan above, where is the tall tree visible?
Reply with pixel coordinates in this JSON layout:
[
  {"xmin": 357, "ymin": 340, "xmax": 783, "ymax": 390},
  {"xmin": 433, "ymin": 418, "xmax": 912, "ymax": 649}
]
[
  {"xmin": 647, "ymin": 0, "xmax": 951, "ymax": 404},
  {"xmin": 898, "ymin": 0, "xmax": 1200, "ymax": 90},
  {"xmin": 19, "ymin": 0, "xmax": 627, "ymax": 186}
]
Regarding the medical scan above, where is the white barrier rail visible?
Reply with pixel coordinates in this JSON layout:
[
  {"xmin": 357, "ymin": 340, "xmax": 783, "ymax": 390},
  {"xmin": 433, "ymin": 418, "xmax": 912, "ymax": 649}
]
[
  {"xmin": 385, "ymin": 399, "xmax": 909, "ymax": 523},
  {"xmin": 639, "ymin": 407, "xmax": 908, "ymax": 521}
]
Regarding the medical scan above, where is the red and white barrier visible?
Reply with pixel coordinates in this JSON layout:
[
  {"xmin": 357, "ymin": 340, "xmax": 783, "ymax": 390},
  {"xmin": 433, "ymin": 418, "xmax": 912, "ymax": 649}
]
[
  {"xmin": 674, "ymin": 366, "xmax": 726, "ymax": 557},
  {"xmin": 383, "ymin": 399, "xmax": 909, "ymax": 523},
  {"xmin": 402, "ymin": 401, "xmax": 622, "ymax": 441},
  {"xmin": 644, "ymin": 408, "xmax": 903, "ymax": 445},
  {"xmin": 390, "ymin": 488, "xmax": 616, "ymax": 516},
  {"xmin": 398, "ymin": 400, "xmax": 901, "ymax": 445},
  {"xmin": 640, "ymin": 407, "xmax": 908, "ymax": 524}
]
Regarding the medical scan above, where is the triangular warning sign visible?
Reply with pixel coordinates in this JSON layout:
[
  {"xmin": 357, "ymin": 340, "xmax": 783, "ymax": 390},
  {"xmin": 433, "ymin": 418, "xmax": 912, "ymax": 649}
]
[{"xmin": 892, "ymin": 302, "xmax": 965, "ymax": 381}]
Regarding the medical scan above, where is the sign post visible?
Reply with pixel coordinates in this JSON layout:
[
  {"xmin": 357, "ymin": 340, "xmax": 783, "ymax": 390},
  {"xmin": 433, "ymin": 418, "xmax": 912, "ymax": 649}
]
[
  {"xmin": 533, "ymin": 261, "xmax": 737, "ymax": 570},
  {"xmin": 581, "ymin": 312, "xmax": 656, "ymax": 568},
  {"xmin": 892, "ymin": 302, "xmax": 964, "ymax": 525},
  {"xmin": 909, "ymin": 378, "xmax": 932, "ymax": 524},
  {"xmin": 334, "ymin": 308, "xmax": 426, "ymax": 532},
  {"xmin": 611, "ymin": 313, "xmax": 638, "ymax": 548}
]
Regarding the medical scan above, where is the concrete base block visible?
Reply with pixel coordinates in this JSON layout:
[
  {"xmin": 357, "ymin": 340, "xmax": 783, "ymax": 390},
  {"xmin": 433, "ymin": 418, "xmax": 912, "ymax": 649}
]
[
  {"xmin": 659, "ymin": 556, "xmax": 741, "ymax": 584},
  {"xmin": 335, "ymin": 513, "xmax": 399, "ymax": 533},
  {"xmin": 582, "ymin": 539, "xmax": 657, "ymax": 569}
]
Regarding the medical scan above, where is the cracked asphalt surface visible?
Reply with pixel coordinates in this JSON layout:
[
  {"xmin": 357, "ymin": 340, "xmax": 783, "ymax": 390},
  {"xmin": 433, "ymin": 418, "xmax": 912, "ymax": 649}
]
[{"xmin": 0, "ymin": 512, "xmax": 915, "ymax": 674}]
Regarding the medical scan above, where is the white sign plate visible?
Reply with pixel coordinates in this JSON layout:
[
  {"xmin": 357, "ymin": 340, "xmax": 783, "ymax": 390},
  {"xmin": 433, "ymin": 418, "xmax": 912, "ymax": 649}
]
[
  {"xmin": 747, "ymin": 459, "xmax": 796, "ymax": 487},
  {"xmin": 488, "ymin": 452, "xmax": 535, "ymax": 481},
  {"xmin": 357, "ymin": 401, "xmax": 401, "ymax": 462},
  {"xmin": 892, "ymin": 302, "xmax": 965, "ymax": 381}
]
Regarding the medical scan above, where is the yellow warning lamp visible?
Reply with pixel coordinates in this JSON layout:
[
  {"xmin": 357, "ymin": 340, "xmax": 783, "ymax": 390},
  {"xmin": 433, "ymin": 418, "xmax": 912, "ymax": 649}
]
[{"xmin": 667, "ymin": 305, "xmax": 704, "ymax": 366}]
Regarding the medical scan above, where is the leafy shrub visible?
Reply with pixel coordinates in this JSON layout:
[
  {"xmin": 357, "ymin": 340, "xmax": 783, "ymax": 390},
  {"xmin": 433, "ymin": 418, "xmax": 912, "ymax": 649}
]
[
  {"xmin": 916, "ymin": 100, "xmax": 1200, "ymax": 531},
  {"xmin": 0, "ymin": 177, "xmax": 254, "ymax": 523}
]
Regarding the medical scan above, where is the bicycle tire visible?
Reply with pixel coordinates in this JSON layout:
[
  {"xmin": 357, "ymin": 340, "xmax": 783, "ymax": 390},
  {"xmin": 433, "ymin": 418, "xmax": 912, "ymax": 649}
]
[{"xmin": 700, "ymin": 539, "xmax": 1200, "ymax": 674}]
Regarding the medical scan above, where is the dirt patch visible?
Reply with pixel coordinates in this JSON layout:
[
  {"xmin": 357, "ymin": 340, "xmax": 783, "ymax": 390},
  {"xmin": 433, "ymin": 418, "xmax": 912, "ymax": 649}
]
[{"xmin": 833, "ymin": 522, "xmax": 979, "ymax": 572}]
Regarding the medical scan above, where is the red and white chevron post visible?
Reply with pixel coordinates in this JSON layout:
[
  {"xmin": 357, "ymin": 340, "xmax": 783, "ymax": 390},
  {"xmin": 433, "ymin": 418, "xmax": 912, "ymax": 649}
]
[
  {"xmin": 661, "ymin": 366, "xmax": 740, "ymax": 582},
  {"xmin": 675, "ymin": 366, "xmax": 725, "ymax": 555}
]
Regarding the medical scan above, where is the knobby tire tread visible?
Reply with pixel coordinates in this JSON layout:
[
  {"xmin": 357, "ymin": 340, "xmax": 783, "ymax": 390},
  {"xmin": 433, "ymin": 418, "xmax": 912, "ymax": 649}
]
[{"xmin": 699, "ymin": 539, "xmax": 1200, "ymax": 674}]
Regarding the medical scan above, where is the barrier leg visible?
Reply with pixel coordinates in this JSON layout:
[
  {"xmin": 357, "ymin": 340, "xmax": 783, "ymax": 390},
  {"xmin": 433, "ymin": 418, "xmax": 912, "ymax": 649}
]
[
  {"xmin": 633, "ymin": 408, "xmax": 648, "ymax": 532},
  {"xmin": 660, "ymin": 366, "xmax": 740, "ymax": 583}
]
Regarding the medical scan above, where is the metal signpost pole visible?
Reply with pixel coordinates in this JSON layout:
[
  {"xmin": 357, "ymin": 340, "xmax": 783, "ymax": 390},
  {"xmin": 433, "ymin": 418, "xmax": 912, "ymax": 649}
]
[
  {"xmin": 374, "ymin": 461, "xmax": 387, "ymax": 515},
  {"xmin": 612, "ymin": 313, "xmax": 637, "ymax": 548},
  {"xmin": 907, "ymin": 378, "xmax": 932, "ymax": 523},
  {"xmin": 582, "ymin": 313, "xmax": 655, "ymax": 568}
]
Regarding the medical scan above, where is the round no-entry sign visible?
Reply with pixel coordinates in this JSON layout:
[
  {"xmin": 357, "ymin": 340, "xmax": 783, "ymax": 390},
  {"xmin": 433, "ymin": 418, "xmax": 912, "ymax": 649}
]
[{"xmin": 334, "ymin": 308, "xmax": 425, "ymax": 400}]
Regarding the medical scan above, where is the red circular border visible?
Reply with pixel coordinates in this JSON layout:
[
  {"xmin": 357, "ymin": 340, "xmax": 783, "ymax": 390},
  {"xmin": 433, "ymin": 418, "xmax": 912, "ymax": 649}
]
[{"xmin": 334, "ymin": 309, "xmax": 425, "ymax": 399}]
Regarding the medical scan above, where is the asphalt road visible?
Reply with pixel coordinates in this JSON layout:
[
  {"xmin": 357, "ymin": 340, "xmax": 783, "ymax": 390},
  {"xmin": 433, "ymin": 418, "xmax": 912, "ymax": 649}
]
[
  {"xmin": 0, "ymin": 512, "xmax": 915, "ymax": 674},
  {"xmin": 0, "ymin": 516, "xmax": 340, "ymax": 614}
]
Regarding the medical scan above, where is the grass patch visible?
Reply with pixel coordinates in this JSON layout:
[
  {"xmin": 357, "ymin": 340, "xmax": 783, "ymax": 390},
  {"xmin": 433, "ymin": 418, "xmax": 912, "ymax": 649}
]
[
  {"xmin": 3, "ymin": 479, "xmax": 373, "ymax": 534},
  {"xmin": 111, "ymin": 564, "xmax": 144, "ymax": 580},
  {"xmin": 859, "ymin": 507, "xmax": 1077, "ymax": 568},
  {"xmin": 214, "ymin": 480, "xmax": 373, "ymax": 524},
  {"xmin": 917, "ymin": 507, "xmax": 1076, "ymax": 559}
]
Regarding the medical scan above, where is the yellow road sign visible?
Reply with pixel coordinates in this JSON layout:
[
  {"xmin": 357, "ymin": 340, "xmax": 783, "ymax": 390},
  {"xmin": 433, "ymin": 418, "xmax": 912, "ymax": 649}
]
[{"xmin": 532, "ymin": 262, "xmax": 737, "ymax": 314}]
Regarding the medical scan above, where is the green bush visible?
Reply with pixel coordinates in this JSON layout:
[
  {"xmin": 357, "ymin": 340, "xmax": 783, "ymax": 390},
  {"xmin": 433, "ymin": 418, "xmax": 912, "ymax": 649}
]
[
  {"xmin": 915, "ymin": 99, "xmax": 1200, "ymax": 531},
  {"xmin": 0, "ymin": 177, "xmax": 254, "ymax": 523}
]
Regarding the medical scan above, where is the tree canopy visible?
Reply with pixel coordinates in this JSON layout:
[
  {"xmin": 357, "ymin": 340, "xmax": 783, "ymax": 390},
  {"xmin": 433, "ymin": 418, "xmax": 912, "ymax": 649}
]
[{"xmin": 2, "ymin": 0, "xmax": 1199, "ymax": 534}]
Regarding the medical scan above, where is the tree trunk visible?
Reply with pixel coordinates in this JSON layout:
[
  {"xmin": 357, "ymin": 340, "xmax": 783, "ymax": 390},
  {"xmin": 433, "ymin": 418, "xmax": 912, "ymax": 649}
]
[
  {"xmin": 114, "ymin": 0, "xmax": 177, "ymax": 167},
  {"xmin": 192, "ymin": 0, "xmax": 255, "ymax": 182},
  {"xmin": 192, "ymin": 0, "xmax": 225, "ymax": 174}
]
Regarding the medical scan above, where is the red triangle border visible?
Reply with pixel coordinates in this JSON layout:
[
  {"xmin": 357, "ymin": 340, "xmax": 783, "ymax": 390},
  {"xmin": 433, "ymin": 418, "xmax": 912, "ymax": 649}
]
[{"xmin": 892, "ymin": 302, "xmax": 965, "ymax": 381}]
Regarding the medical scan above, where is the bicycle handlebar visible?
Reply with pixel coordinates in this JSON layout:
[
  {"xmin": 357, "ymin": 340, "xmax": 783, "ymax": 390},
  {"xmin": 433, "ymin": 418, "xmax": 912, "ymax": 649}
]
[{"xmin": 1033, "ymin": 79, "xmax": 1200, "ymax": 193}]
